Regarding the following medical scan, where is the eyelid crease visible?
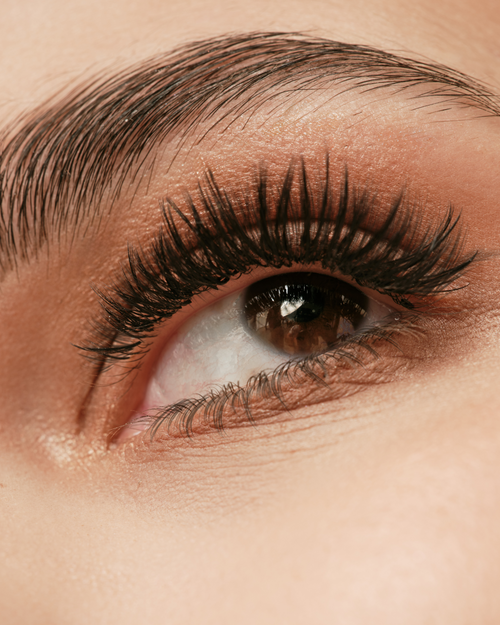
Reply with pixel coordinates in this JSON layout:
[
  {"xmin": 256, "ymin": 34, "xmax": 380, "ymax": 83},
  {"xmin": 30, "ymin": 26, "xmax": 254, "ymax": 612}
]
[{"xmin": 77, "ymin": 158, "xmax": 477, "ymax": 372}]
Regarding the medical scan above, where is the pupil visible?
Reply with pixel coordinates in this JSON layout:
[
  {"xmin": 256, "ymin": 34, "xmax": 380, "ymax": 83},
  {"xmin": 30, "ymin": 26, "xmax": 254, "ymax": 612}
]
[{"xmin": 244, "ymin": 273, "xmax": 368, "ymax": 356}]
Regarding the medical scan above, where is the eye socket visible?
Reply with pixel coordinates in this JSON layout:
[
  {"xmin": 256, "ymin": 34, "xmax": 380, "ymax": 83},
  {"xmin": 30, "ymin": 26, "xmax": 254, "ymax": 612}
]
[
  {"xmin": 115, "ymin": 270, "xmax": 395, "ymax": 441},
  {"xmin": 244, "ymin": 273, "xmax": 369, "ymax": 356}
]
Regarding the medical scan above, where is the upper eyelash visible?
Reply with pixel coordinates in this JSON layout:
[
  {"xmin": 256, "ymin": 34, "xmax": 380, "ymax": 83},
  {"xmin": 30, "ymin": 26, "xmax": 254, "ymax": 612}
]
[{"xmin": 78, "ymin": 157, "xmax": 476, "ymax": 366}]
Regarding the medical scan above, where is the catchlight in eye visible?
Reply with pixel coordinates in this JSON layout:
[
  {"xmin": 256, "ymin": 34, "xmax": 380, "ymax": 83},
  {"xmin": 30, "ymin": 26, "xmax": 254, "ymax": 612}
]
[{"xmin": 244, "ymin": 273, "xmax": 369, "ymax": 356}]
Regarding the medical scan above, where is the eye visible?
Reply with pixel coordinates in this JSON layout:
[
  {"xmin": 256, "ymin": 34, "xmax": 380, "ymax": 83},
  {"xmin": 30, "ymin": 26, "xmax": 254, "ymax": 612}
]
[
  {"xmin": 116, "ymin": 271, "xmax": 395, "ymax": 441},
  {"xmin": 84, "ymin": 163, "xmax": 476, "ymax": 445}
]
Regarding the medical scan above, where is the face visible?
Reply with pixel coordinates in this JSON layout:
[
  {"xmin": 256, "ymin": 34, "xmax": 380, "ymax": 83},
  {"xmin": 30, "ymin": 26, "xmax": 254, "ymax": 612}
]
[{"xmin": 1, "ymin": 1, "xmax": 500, "ymax": 622}]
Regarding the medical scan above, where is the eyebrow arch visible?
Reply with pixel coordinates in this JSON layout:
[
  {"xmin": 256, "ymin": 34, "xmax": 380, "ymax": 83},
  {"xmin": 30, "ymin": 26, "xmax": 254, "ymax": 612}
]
[{"xmin": 0, "ymin": 31, "xmax": 498, "ymax": 276}]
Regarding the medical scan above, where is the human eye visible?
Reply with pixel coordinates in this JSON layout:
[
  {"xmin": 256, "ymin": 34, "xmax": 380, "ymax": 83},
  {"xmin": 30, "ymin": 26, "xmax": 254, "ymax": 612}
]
[
  {"xmin": 117, "ymin": 270, "xmax": 398, "ymax": 440},
  {"xmin": 79, "ymin": 159, "xmax": 476, "ymax": 444}
]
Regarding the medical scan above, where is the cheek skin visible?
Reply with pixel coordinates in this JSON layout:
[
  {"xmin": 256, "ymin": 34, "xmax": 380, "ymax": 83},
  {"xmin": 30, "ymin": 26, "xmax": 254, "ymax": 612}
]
[
  {"xmin": 87, "ymin": 354, "xmax": 500, "ymax": 625},
  {"xmin": 2, "ymin": 350, "xmax": 500, "ymax": 624}
]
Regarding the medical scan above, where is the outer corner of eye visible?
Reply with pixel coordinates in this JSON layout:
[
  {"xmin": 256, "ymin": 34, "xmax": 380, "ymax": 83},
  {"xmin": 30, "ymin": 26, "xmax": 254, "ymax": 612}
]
[
  {"xmin": 112, "ymin": 413, "xmax": 156, "ymax": 444},
  {"xmin": 113, "ymin": 271, "xmax": 401, "ymax": 443}
]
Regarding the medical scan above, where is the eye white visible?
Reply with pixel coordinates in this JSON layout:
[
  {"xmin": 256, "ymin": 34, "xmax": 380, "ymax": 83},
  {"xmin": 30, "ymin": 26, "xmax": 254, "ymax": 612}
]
[{"xmin": 142, "ymin": 291, "xmax": 285, "ymax": 411}]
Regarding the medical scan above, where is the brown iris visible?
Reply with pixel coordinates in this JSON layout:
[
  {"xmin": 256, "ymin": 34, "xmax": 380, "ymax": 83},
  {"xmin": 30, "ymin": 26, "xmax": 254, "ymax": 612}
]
[{"xmin": 244, "ymin": 273, "xmax": 369, "ymax": 356}]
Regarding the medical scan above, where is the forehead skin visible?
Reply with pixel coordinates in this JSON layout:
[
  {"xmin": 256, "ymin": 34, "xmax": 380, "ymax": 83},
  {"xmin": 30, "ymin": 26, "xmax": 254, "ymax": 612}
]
[
  {"xmin": 1, "ymin": 1, "xmax": 500, "ymax": 624},
  {"xmin": 2, "ymin": 0, "xmax": 500, "ymax": 110}
]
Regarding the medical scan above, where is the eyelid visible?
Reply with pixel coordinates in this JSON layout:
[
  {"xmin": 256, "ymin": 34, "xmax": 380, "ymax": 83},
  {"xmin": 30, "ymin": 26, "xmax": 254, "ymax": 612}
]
[
  {"xmin": 69, "ymin": 160, "xmax": 478, "ymax": 445},
  {"xmin": 115, "ymin": 305, "xmax": 420, "ymax": 442},
  {"xmin": 77, "ymin": 158, "xmax": 475, "ymax": 375}
]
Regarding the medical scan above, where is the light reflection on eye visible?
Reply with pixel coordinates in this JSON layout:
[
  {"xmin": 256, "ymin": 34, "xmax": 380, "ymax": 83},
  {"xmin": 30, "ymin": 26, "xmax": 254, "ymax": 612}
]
[
  {"xmin": 244, "ymin": 273, "xmax": 370, "ymax": 356},
  {"xmin": 118, "ymin": 271, "xmax": 394, "ymax": 440}
]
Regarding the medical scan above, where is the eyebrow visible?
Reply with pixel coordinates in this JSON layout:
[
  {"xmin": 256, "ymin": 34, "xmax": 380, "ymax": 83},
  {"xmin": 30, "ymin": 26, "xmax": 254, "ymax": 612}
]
[{"xmin": 0, "ymin": 31, "xmax": 498, "ymax": 276}]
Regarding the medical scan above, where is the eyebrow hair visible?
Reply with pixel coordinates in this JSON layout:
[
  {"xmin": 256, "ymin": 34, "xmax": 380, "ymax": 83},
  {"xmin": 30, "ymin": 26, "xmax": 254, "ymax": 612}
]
[{"xmin": 0, "ymin": 31, "xmax": 498, "ymax": 275}]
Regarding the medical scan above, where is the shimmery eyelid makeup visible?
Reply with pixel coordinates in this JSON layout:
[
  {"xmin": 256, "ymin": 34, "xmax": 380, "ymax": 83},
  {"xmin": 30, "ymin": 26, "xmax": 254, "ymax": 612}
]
[
  {"xmin": 77, "ymin": 158, "xmax": 477, "ymax": 438},
  {"xmin": 81, "ymin": 159, "xmax": 474, "ymax": 361}
]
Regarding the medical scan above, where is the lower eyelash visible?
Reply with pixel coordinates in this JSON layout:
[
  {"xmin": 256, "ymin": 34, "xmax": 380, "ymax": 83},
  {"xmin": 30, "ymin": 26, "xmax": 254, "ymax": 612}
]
[{"xmin": 120, "ymin": 312, "xmax": 422, "ymax": 441}]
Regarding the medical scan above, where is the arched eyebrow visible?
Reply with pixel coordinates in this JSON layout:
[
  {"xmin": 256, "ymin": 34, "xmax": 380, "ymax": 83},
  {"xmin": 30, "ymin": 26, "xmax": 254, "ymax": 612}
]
[{"xmin": 0, "ymin": 31, "xmax": 497, "ymax": 276}]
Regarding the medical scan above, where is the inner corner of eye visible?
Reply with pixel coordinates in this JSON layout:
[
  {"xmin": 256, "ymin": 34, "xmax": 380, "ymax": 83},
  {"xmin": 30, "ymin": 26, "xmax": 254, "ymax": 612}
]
[{"xmin": 129, "ymin": 271, "xmax": 393, "ymax": 422}]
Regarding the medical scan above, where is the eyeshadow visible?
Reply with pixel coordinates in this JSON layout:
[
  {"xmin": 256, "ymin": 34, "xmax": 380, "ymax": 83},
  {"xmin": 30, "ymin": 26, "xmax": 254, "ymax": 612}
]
[{"xmin": 78, "ymin": 157, "xmax": 475, "ymax": 368}]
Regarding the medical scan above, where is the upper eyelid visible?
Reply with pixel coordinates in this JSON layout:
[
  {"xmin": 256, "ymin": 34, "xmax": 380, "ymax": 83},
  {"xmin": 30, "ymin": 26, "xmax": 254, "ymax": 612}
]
[
  {"xmin": 76, "ymin": 161, "xmax": 476, "ymax": 369},
  {"xmin": 0, "ymin": 32, "xmax": 497, "ymax": 279}
]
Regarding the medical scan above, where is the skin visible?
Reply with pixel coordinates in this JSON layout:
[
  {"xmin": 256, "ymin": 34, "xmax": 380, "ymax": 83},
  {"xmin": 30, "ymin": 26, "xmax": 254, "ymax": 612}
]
[{"xmin": 1, "ymin": 0, "xmax": 500, "ymax": 623}]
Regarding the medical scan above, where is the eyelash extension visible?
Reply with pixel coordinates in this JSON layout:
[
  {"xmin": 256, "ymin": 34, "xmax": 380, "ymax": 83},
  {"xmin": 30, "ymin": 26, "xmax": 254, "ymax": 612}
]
[{"xmin": 79, "ymin": 157, "xmax": 475, "ymax": 371}]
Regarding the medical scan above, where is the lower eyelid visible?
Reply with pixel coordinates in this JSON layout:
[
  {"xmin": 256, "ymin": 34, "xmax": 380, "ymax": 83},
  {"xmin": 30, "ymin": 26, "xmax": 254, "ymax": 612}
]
[
  {"xmin": 116, "ymin": 331, "xmax": 413, "ymax": 443},
  {"xmin": 114, "ymin": 292, "xmax": 416, "ymax": 444}
]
